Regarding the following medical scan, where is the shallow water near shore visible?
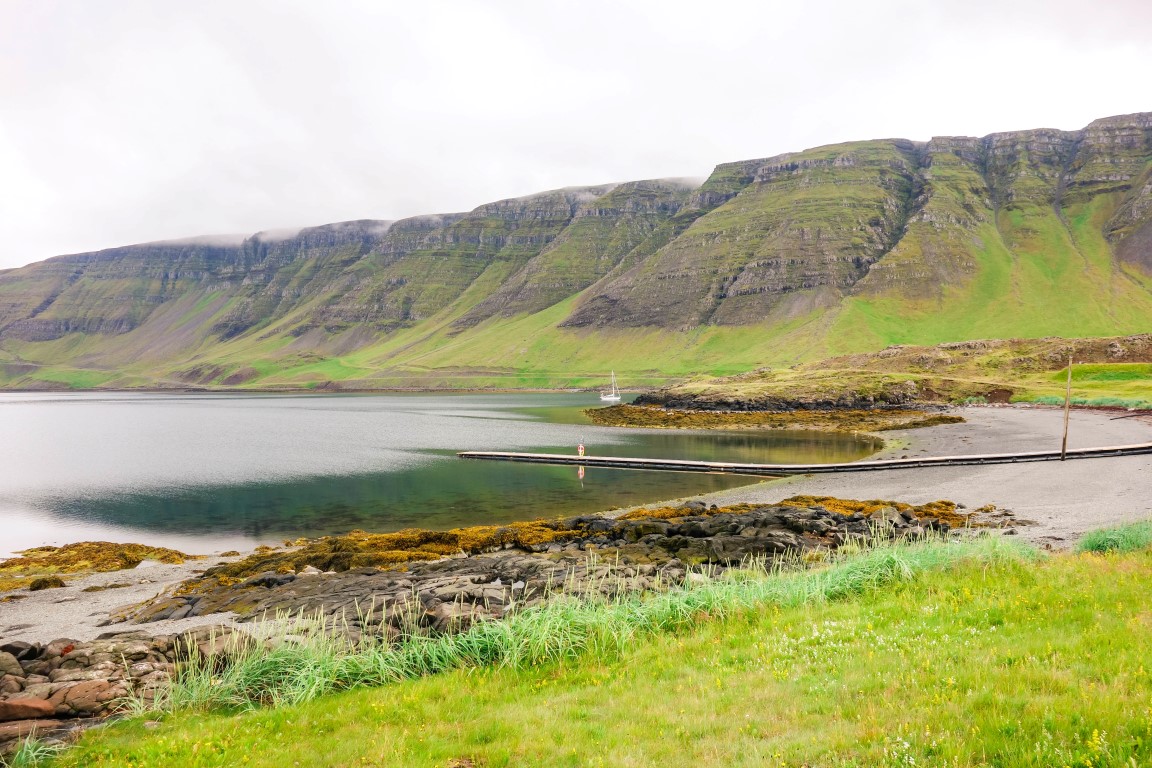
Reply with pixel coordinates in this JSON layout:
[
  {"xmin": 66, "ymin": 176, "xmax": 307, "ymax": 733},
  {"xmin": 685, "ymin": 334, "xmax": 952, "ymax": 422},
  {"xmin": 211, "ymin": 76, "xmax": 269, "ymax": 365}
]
[{"xmin": 0, "ymin": 392, "xmax": 881, "ymax": 556}]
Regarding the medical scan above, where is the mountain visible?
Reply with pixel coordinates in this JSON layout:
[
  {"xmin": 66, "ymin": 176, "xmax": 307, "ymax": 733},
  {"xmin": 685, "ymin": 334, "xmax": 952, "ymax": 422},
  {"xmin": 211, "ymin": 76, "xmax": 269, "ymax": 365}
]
[{"xmin": 1, "ymin": 113, "xmax": 1151, "ymax": 390}]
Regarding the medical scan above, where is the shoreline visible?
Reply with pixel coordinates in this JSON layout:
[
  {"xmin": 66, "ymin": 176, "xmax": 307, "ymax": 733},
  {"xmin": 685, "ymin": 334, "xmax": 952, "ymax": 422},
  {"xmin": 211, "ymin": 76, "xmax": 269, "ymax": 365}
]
[
  {"xmin": 3, "ymin": 405, "xmax": 1150, "ymax": 645},
  {"xmin": 697, "ymin": 405, "xmax": 1152, "ymax": 549},
  {"xmin": 0, "ymin": 554, "xmax": 249, "ymax": 645}
]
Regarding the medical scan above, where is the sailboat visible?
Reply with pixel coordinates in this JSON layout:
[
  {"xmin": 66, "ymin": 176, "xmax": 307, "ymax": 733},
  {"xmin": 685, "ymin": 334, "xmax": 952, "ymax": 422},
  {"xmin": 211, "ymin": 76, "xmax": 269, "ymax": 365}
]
[{"xmin": 599, "ymin": 371, "xmax": 621, "ymax": 402}]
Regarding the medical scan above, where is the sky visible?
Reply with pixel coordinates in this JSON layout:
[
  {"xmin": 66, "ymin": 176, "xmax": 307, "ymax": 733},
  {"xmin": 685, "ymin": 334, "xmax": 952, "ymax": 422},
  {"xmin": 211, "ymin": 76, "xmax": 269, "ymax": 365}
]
[{"xmin": 1, "ymin": 0, "xmax": 1150, "ymax": 269}]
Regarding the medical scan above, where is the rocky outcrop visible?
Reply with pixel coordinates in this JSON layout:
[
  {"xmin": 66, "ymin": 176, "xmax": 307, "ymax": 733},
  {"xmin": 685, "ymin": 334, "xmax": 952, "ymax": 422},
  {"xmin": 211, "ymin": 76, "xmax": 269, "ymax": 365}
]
[
  {"xmin": 634, "ymin": 381, "xmax": 926, "ymax": 412},
  {"xmin": 0, "ymin": 626, "xmax": 242, "ymax": 753},
  {"xmin": 111, "ymin": 502, "xmax": 950, "ymax": 632}
]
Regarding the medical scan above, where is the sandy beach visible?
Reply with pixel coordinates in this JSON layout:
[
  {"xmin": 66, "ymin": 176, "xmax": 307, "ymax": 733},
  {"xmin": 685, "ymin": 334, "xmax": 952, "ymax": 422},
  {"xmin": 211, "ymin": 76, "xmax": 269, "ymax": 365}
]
[
  {"xmin": 0, "ymin": 555, "xmax": 247, "ymax": 644},
  {"xmin": 2, "ymin": 404, "xmax": 1150, "ymax": 645},
  {"xmin": 706, "ymin": 405, "xmax": 1152, "ymax": 548}
]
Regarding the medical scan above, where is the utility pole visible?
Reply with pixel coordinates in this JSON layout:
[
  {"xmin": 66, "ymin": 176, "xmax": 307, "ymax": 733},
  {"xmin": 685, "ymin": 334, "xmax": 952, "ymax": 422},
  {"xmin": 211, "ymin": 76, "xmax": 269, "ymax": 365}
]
[{"xmin": 1060, "ymin": 354, "xmax": 1073, "ymax": 461}]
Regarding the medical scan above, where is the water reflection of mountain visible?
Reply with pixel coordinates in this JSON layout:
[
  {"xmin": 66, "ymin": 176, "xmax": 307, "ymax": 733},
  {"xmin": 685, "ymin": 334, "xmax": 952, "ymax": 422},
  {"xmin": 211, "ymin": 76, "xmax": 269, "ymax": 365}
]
[
  {"xmin": 5, "ymin": 393, "xmax": 882, "ymax": 551},
  {"xmin": 42, "ymin": 460, "xmax": 761, "ymax": 543}
]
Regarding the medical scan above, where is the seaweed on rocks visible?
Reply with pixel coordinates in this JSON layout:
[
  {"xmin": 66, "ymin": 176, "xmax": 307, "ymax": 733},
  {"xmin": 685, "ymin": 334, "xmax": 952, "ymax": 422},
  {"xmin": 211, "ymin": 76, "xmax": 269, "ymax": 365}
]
[
  {"xmin": 0, "ymin": 543, "xmax": 192, "ymax": 593},
  {"xmin": 110, "ymin": 499, "xmax": 964, "ymax": 632},
  {"xmin": 585, "ymin": 404, "xmax": 964, "ymax": 432}
]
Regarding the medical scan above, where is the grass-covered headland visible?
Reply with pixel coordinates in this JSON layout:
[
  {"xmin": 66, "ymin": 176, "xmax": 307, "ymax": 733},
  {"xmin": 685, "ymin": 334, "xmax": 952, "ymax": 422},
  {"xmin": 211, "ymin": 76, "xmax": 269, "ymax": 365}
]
[
  {"xmin": 20, "ymin": 522, "xmax": 1152, "ymax": 768},
  {"xmin": 631, "ymin": 335, "xmax": 1152, "ymax": 416}
]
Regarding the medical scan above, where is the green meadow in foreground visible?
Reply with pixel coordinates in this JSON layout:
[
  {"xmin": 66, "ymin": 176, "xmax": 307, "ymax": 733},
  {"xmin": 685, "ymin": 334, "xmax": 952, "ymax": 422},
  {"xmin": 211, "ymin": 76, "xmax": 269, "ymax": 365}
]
[{"xmin": 25, "ymin": 528, "xmax": 1152, "ymax": 768}]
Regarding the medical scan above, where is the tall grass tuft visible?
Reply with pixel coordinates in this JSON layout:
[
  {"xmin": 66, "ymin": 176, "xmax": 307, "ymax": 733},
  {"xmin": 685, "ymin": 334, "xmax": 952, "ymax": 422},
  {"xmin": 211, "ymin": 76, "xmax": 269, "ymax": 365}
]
[
  {"xmin": 0, "ymin": 736, "xmax": 66, "ymax": 768},
  {"xmin": 150, "ymin": 536, "xmax": 1035, "ymax": 714},
  {"xmin": 1076, "ymin": 520, "xmax": 1152, "ymax": 554}
]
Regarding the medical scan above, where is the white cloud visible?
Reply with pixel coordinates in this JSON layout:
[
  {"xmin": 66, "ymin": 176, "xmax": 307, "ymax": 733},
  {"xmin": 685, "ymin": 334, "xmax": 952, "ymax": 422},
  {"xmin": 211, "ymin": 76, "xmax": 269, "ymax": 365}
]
[{"xmin": 0, "ymin": 0, "xmax": 1149, "ymax": 268}]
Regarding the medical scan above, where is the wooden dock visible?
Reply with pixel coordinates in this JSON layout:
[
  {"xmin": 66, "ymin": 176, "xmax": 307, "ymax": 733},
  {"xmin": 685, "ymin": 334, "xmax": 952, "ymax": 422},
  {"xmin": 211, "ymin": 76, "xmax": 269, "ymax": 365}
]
[{"xmin": 458, "ymin": 442, "xmax": 1152, "ymax": 476}]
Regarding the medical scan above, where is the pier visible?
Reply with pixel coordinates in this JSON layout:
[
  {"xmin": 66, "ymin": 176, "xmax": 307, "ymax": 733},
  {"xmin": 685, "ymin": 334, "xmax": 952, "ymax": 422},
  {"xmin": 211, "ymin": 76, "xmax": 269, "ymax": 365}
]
[{"xmin": 458, "ymin": 442, "xmax": 1152, "ymax": 476}]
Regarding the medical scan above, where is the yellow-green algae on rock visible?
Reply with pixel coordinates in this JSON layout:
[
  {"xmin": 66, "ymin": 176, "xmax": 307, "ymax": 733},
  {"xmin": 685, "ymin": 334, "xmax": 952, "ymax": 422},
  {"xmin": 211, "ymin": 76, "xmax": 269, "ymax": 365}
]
[{"xmin": 0, "ymin": 542, "xmax": 192, "ymax": 592}]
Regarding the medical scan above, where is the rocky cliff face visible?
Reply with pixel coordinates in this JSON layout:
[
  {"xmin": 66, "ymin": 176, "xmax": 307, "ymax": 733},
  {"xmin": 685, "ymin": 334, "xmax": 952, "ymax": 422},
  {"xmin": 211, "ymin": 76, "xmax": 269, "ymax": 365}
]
[
  {"xmin": 563, "ymin": 141, "xmax": 926, "ymax": 328},
  {"xmin": 453, "ymin": 179, "xmax": 696, "ymax": 328},
  {"xmin": 565, "ymin": 113, "xmax": 1152, "ymax": 330},
  {"xmin": 0, "ymin": 222, "xmax": 397, "ymax": 344},
  {"xmin": 309, "ymin": 186, "xmax": 620, "ymax": 334},
  {"xmin": 0, "ymin": 237, "xmax": 243, "ymax": 342},
  {"xmin": 0, "ymin": 112, "xmax": 1150, "ymax": 388}
]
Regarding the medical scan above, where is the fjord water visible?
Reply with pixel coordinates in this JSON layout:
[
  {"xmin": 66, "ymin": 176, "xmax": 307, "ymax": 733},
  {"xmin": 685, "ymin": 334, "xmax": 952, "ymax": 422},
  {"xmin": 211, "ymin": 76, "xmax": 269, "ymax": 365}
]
[{"xmin": 0, "ymin": 393, "xmax": 881, "ymax": 556}]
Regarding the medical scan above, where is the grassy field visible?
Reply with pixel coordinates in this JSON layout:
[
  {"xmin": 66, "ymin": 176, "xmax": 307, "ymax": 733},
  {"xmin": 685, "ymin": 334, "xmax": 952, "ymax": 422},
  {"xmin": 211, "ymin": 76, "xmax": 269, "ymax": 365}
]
[
  {"xmin": 643, "ymin": 336, "xmax": 1152, "ymax": 410},
  {"xmin": 25, "ymin": 528, "xmax": 1152, "ymax": 768}
]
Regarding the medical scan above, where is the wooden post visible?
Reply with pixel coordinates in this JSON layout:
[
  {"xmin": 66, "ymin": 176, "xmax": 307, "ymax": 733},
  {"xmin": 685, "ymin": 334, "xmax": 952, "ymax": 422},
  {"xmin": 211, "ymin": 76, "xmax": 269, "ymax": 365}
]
[{"xmin": 1060, "ymin": 354, "xmax": 1073, "ymax": 461}]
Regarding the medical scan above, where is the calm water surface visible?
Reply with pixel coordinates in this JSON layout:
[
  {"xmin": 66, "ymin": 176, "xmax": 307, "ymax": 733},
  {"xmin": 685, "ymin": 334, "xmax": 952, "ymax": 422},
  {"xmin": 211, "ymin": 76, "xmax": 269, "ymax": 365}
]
[{"xmin": 0, "ymin": 393, "xmax": 881, "ymax": 555}]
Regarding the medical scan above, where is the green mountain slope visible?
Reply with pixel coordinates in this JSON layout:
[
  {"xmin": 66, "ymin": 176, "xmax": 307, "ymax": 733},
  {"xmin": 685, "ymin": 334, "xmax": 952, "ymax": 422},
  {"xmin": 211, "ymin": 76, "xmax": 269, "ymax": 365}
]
[{"xmin": 1, "ymin": 113, "xmax": 1150, "ymax": 390}]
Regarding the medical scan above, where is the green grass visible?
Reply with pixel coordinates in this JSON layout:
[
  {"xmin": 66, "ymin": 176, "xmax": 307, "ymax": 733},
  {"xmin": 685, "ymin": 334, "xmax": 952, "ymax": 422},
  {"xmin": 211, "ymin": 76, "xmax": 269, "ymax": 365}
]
[
  {"xmin": 1030, "ymin": 395, "xmax": 1152, "ymax": 409},
  {"xmin": 1077, "ymin": 521, "xmax": 1152, "ymax": 554},
  {"xmin": 1060, "ymin": 363, "xmax": 1152, "ymax": 383},
  {"xmin": 646, "ymin": 336, "xmax": 1152, "ymax": 411},
  {"xmin": 45, "ymin": 532, "xmax": 1152, "ymax": 767},
  {"xmin": 25, "ymin": 367, "xmax": 118, "ymax": 388}
]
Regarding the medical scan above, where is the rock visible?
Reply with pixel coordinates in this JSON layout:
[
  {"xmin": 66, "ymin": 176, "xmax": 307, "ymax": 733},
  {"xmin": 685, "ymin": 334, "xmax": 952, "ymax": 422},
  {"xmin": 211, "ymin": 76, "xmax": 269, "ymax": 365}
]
[
  {"xmin": 20, "ymin": 683, "xmax": 53, "ymax": 700},
  {"xmin": 869, "ymin": 506, "xmax": 903, "ymax": 524},
  {"xmin": 93, "ymin": 630, "xmax": 152, "ymax": 642},
  {"xmin": 0, "ymin": 642, "xmax": 35, "ymax": 661},
  {"xmin": 239, "ymin": 572, "xmax": 296, "ymax": 589},
  {"xmin": 49, "ymin": 665, "xmax": 120, "ymax": 684},
  {"xmin": 0, "ymin": 653, "xmax": 22, "ymax": 678},
  {"xmin": 167, "ymin": 604, "xmax": 194, "ymax": 621},
  {"xmin": 28, "ymin": 576, "xmax": 66, "ymax": 591},
  {"xmin": 0, "ymin": 676, "xmax": 22, "ymax": 695},
  {"xmin": 177, "ymin": 627, "xmax": 255, "ymax": 661},
  {"xmin": 0, "ymin": 719, "xmax": 66, "ymax": 746},
  {"xmin": 48, "ymin": 679, "xmax": 121, "ymax": 715},
  {"xmin": 0, "ymin": 698, "xmax": 55, "ymax": 722},
  {"xmin": 128, "ymin": 597, "xmax": 187, "ymax": 622}
]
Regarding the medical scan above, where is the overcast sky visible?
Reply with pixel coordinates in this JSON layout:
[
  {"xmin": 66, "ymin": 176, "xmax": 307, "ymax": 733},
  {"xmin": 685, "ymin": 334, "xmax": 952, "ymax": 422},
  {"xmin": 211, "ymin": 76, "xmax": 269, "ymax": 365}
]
[{"xmin": 1, "ymin": 0, "xmax": 1150, "ymax": 269}]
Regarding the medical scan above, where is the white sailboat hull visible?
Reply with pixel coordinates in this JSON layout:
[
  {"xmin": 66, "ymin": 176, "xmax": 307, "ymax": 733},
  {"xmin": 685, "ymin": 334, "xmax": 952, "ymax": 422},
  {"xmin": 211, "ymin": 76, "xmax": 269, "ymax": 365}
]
[{"xmin": 600, "ymin": 371, "xmax": 621, "ymax": 402}]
